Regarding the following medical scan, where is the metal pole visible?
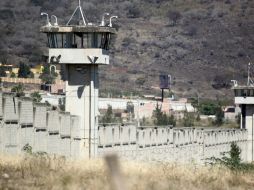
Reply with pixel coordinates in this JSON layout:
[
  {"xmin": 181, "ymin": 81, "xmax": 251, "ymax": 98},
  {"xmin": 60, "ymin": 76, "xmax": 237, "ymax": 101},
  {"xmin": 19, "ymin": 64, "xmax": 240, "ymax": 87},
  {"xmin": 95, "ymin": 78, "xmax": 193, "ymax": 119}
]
[
  {"xmin": 89, "ymin": 66, "xmax": 92, "ymax": 159},
  {"xmin": 161, "ymin": 89, "xmax": 164, "ymax": 102},
  {"xmin": 252, "ymin": 114, "xmax": 254, "ymax": 161},
  {"xmin": 248, "ymin": 63, "xmax": 250, "ymax": 86},
  {"xmin": 137, "ymin": 98, "xmax": 140, "ymax": 127}
]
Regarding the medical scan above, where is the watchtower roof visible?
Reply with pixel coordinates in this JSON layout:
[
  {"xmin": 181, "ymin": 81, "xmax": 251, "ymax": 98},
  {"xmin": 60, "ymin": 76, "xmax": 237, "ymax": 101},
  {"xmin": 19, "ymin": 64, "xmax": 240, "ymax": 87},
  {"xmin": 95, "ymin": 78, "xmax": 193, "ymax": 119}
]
[
  {"xmin": 232, "ymin": 86, "xmax": 254, "ymax": 90},
  {"xmin": 40, "ymin": 25, "xmax": 117, "ymax": 34}
]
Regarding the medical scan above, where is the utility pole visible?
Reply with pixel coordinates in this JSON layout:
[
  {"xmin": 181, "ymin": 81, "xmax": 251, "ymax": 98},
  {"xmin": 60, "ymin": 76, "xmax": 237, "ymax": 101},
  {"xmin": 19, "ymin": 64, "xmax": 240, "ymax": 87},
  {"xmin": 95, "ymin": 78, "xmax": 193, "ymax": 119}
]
[{"xmin": 137, "ymin": 97, "xmax": 140, "ymax": 127}]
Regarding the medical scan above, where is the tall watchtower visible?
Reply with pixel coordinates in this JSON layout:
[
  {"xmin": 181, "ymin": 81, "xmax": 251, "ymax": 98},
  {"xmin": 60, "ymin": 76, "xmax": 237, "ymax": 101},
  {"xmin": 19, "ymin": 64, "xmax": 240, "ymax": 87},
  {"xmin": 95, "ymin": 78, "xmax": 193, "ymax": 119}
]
[
  {"xmin": 232, "ymin": 65, "xmax": 254, "ymax": 162},
  {"xmin": 40, "ymin": 2, "xmax": 116, "ymax": 158}
]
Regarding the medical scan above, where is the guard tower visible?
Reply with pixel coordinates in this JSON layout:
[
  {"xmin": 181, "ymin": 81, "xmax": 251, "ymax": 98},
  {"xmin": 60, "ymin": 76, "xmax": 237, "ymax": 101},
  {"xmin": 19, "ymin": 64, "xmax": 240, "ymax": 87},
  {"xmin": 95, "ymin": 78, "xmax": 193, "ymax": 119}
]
[
  {"xmin": 232, "ymin": 64, "xmax": 254, "ymax": 162},
  {"xmin": 40, "ymin": 2, "xmax": 116, "ymax": 158}
]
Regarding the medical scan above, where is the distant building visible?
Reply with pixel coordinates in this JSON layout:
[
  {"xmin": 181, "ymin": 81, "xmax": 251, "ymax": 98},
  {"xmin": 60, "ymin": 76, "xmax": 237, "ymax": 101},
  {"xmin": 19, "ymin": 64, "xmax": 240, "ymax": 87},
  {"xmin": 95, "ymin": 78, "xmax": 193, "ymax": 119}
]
[
  {"xmin": 41, "ymin": 95, "xmax": 195, "ymax": 121},
  {"xmin": 224, "ymin": 106, "xmax": 241, "ymax": 121}
]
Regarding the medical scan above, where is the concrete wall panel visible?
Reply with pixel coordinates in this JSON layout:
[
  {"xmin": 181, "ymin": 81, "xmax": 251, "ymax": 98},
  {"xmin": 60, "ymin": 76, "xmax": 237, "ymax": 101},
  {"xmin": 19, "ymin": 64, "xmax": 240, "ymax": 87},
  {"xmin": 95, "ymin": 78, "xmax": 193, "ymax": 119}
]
[
  {"xmin": 59, "ymin": 137, "xmax": 71, "ymax": 157},
  {"xmin": 0, "ymin": 92, "xmax": 3, "ymax": 118},
  {"xmin": 19, "ymin": 99, "xmax": 33, "ymax": 125},
  {"xmin": 47, "ymin": 111, "xmax": 60, "ymax": 132},
  {"xmin": 71, "ymin": 116, "xmax": 83, "ymax": 138},
  {"xmin": 60, "ymin": 113, "xmax": 71, "ymax": 137},
  {"xmin": 33, "ymin": 129, "xmax": 47, "ymax": 153},
  {"xmin": 47, "ymin": 133, "xmax": 60, "ymax": 155},
  {"xmin": 34, "ymin": 105, "xmax": 47, "ymax": 129},
  {"xmin": 3, "ymin": 124, "xmax": 19, "ymax": 155},
  {"xmin": 3, "ymin": 95, "xmax": 18, "ymax": 122},
  {"xmin": 20, "ymin": 126, "xmax": 34, "ymax": 148}
]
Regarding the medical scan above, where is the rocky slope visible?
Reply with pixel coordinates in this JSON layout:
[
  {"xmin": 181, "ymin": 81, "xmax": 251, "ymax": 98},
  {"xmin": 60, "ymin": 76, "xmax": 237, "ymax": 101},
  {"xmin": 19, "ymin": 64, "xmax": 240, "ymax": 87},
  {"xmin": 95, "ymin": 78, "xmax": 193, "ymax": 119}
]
[{"xmin": 0, "ymin": 0, "xmax": 253, "ymax": 100}]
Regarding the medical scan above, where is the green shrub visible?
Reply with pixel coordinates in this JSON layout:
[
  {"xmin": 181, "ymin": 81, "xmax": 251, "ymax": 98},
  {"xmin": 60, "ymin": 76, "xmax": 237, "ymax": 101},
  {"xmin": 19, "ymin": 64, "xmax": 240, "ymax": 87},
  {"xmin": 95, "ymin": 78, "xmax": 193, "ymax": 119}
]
[
  {"xmin": 30, "ymin": 91, "xmax": 42, "ymax": 103},
  {"xmin": 183, "ymin": 111, "xmax": 195, "ymax": 127},
  {"xmin": 11, "ymin": 83, "xmax": 25, "ymax": 97},
  {"xmin": 153, "ymin": 103, "xmax": 176, "ymax": 126},
  {"xmin": 209, "ymin": 142, "xmax": 254, "ymax": 171}
]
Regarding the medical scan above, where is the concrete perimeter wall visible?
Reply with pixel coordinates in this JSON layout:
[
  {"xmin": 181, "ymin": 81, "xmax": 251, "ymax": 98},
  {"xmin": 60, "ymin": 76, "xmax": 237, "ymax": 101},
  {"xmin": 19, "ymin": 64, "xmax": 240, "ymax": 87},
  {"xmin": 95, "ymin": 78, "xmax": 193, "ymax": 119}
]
[
  {"xmin": 0, "ymin": 92, "xmax": 249, "ymax": 163},
  {"xmin": 0, "ymin": 92, "xmax": 83, "ymax": 158},
  {"xmin": 98, "ymin": 125, "xmax": 248, "ymax": 163}
]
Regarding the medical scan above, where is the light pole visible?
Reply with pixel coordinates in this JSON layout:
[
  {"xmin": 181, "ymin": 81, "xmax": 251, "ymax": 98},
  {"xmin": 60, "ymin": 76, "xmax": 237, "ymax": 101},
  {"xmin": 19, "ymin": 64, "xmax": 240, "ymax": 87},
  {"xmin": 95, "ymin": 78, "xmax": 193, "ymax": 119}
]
[
  {"xmin": 109, "ymin": 16, "xmax": 118, "ymax": 27},
  {"xmin": 41, "ymin": 12, "xmax": 51, "ymax": 26},
  {"xmin": 51, "ymin": 15, "xmax": 58, "ymax": 26},
  {"xmin": 100, "ymin": 13, "xmax": 110, "ymax": 26}
]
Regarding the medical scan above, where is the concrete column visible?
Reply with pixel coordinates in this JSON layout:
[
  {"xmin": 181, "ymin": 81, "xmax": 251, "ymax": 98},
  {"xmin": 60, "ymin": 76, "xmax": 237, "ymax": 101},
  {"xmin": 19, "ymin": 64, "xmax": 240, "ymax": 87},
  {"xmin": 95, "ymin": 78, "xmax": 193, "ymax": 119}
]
[
  {"xmin": 0, "ymin": 92, "xmax": 3, "ymax": 119},
  {"xmin": 250, "ymin": 114, "xmax": 254, "ymax": 161},
  {"xmin": 33, "ymin": 103, "xmax": 48, "ymax": 153},
  {"xmin": 18, "ymin": 98, "xmax": 34, "ymax": 149},
  {"xmin": 65, "ymin": 64, "xmax": 99, "ymax": 159}
]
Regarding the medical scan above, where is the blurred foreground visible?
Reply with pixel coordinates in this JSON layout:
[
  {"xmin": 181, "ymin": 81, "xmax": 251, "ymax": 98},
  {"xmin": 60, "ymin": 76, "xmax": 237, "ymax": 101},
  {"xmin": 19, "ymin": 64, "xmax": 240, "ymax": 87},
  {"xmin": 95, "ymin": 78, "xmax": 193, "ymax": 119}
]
[{"xmin": 0, "ymin": 154, "xmax": 254, "ymax": 190}]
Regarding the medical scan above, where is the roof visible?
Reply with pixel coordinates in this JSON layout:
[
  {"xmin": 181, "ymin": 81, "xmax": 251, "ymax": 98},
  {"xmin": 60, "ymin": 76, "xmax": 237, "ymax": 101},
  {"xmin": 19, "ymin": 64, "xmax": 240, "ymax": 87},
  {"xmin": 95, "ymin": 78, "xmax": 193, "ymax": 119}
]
[
  {"xmin": 40, "ymin": 25, "xmax": 117, "ymax": 34},
  {"xmin": 232, "ymin": 86, "xmax": 254, "ymax": 90}
]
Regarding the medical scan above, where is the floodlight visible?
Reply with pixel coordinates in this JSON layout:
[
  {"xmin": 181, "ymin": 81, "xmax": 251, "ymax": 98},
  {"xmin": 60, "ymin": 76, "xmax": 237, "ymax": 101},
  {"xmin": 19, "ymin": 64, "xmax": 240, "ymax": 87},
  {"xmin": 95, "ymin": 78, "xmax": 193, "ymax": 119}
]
[
  {"xmin": 100, "ymin": 13, "xmax": 110, "ymax": 26},
  {"xmin": 51, "ymin": 15, "xmax": 58, "ymax": 26},
  {"xmin": 41, "ymin": 12, "xmax": 52, "ymax": 26},
  {"xmin": 109, "ymin": 16, "xmax": 118, "ymax": 27}
]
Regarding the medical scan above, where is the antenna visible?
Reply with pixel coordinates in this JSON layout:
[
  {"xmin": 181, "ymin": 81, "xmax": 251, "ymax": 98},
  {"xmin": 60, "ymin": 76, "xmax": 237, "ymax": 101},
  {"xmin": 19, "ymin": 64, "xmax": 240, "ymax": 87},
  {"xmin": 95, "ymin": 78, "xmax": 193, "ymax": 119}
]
[
  {"xmin": 67, "ymin": 0, "xmax": 88, "ymax": 26},
  {"xmin": 247, "ymin": 62, "xmax": 254, "ymax": 86}
]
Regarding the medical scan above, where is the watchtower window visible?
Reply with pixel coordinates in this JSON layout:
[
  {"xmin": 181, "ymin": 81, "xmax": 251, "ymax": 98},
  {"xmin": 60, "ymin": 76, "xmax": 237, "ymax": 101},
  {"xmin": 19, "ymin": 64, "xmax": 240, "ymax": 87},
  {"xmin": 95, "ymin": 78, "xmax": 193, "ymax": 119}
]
[
  {"xmin": 46, "ymin": 32, "xmax": 111, "ymax": 50},
  {"xmin": 250, "ymin": 89, "xmax": 254, "ymax": 96},
  {"xmin": 101, "ymin": 33, "xmax": 110, "ymax": 50},
  {"xmin": 47, "ymin": 33, "xmax": 64, "ymax": 48},
  {"xmin": 234, "ymin": 89, "xmax": 254, "ymax": 97}
]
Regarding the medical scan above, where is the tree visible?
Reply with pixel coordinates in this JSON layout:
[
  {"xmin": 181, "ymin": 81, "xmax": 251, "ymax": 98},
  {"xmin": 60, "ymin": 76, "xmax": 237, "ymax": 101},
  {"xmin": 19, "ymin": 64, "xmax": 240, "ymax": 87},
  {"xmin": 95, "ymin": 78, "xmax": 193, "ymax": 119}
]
[
  {"xmin": 11, "ymin": 83, "xmax": 25, "ymax": 97},
  {"xmin": 167, "ymin": 10, "xmax": 182, "ymax": 26},
  {"xmin": 199, "ymin": 101, "xmax": 218, "ymax": 115},
  {"xmin": 0, "ymin": 51, "xmax": 8, "ymax": 65},
  {"xmin": 102, "ymin": 105, "xmax": 114, "ymax": 124},
  {"xmin": 209, "ymin": 142, "xmax": 254, "ymax": 171},
  {"xmin": 10, "ymin": 72, "xmax": 16, "ymax": 78},
  {"xmin": 18, "ymin": 62, "xmax": 34, "ymax": 78},
  {"xmin": 210, "ymin": 142, "xmax": 241, "ymax": 170},
  {"xmin": 0, "ymin": 66, "xmax": 6, "ymax": 77},
  {"xmin": 39, "ymin": 63, "xmax": 57, "ymax": 84},
  {"xmin": 127, "ymin": 2, "xmax": 141, "ymax": 18},
  {"xmin": 214, "ymin": 106, "xmax": 224, "ymax": 126},
  {"xmin": 168, "ymin": 114, "xmax": 176, "ymax": 126},
  {"xmin": 153, "ymin": 103, "xmax": 176, "ymax": 126},
  {"xmin": 183, "ymin": 111, "xmax": 195, "ymax": 127},
  {"xmin": 30, "ymin": 92, "xmax": 42, "ymax": 103}
]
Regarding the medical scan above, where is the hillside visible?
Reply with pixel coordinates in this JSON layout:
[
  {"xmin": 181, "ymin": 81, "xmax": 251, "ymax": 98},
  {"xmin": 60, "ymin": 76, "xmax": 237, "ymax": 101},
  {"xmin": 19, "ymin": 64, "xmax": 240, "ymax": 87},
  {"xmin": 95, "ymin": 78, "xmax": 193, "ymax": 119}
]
[{"xmin": 0, "ymin": 0, "xmax": 253, "ymax": 100}]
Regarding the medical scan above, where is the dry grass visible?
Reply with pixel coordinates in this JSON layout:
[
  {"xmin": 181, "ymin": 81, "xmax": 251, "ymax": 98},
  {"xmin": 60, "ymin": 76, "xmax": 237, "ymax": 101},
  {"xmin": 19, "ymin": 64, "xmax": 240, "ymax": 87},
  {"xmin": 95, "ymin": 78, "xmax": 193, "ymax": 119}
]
[{"xmin": 0, "ymin": 154, "xmax": 254, "ymax": 190}]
